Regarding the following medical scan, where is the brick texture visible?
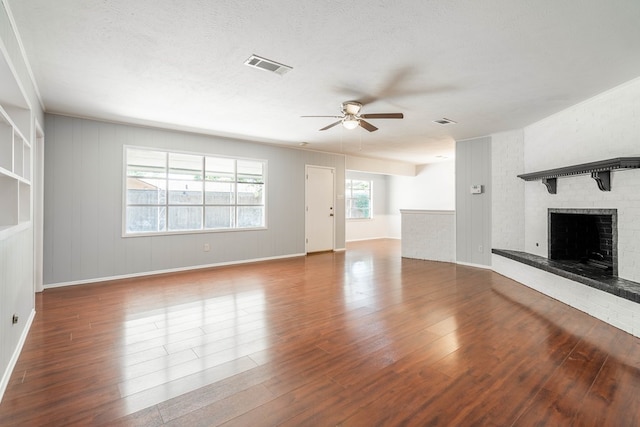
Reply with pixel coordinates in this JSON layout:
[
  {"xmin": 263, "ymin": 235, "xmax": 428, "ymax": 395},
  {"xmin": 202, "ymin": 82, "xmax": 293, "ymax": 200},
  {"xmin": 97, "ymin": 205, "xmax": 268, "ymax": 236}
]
[
  {"xmin": 401, "ymin": 210, "xmax": 455, "ymax": 262},
  {"xmin": 491, "ymin": 77, "xmax": 640, "ymax": 336},
  {"xmin": 491, "ymin": 130, "xmax": 525, "ymax": 251},
  {"xmin": 522, "ymin": 77, "xmax": 640, "ymax": 282}
]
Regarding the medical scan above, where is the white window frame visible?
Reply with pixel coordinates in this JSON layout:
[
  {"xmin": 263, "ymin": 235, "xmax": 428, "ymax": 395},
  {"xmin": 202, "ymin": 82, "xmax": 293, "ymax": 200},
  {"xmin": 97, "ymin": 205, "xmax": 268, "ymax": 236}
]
[
  {"xmin": 345, "ymin": 179, "xmax": 373, "ymax": 220},
  {"xmin": 123, "ymin": 145, "xmax": 267, "ymax": 237}
]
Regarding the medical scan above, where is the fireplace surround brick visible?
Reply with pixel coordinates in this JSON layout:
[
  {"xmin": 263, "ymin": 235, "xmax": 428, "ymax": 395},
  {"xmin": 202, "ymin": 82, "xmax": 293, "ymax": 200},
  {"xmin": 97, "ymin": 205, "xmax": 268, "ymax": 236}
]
[{"xmin": 490, "ymin": 77, "xmax": 640, "ymax": 336}]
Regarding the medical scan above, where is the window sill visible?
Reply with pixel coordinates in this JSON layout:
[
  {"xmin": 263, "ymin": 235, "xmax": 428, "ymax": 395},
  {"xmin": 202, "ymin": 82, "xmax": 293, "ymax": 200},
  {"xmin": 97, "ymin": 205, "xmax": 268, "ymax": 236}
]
[{"xmin": 123, "ymin": 226, "xmax": 267, "ymax": 238}]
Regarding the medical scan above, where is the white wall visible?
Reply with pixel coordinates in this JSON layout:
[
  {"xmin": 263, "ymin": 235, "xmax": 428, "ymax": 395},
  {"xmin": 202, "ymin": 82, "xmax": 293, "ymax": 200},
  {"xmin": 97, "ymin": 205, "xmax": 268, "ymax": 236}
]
[
  {"xmin": 346, "ymin": 155, "xmax": 415, "ymax": 176},
  {"xmin": 522, "ymin": 77, "xmax": 640, "ymax": 282},
  {"xmin": 44, "ymin": 114, "xmax": 346, "ymax": 286},
  {"xmin": 491, "ymin": 129, "xmax": 525, "ymax": 251},
  {"xmin": 388, "ymin": 160, "xmax": 455, "ymax": 238},
  {"xmin": 456, "ymin": 138, "xmax": 492, "ymax": 266},
  {"xmin": 401, "ymin": 210, "xmax": 455, "ymax": 262}
]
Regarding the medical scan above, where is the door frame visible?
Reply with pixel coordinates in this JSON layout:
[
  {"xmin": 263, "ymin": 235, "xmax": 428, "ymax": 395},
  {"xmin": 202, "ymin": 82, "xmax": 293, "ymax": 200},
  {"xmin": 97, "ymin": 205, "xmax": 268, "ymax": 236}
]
[
  {"xmin": 305, "ymin": 164, "xmax": 336, "ymax": 254},
  {"xmin": 33, "ymin": 120, "xmax": 45, "ymax": 293}
]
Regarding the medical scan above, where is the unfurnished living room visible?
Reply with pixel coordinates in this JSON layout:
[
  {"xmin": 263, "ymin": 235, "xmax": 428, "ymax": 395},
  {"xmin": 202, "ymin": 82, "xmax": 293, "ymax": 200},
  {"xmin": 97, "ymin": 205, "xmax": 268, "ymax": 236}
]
[{"xmin": 1, "ymin": 1, "xmax": 640, "ymax": 426}]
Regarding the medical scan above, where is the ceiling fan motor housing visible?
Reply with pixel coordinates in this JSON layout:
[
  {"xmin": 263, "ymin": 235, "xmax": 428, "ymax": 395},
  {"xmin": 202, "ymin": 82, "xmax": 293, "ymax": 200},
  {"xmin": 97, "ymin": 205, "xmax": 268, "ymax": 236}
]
[
  {"xmin": 302, "ymin": 100, "xmax": 402, "ymax": 132},
  {"xmin": 341, "ymin": 101, "xmax": 362, "ymax": 115}
]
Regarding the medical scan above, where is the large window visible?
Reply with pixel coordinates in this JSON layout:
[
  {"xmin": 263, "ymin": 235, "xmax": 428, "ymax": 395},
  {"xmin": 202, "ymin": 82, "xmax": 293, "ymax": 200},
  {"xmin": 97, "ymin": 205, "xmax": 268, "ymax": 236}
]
[
  {"xmin": 346, "ymin": 179, "xmax": 372, "ymax": 219},
  {"xmin": 125, "ymin": 147, "xmax": 266, "ymax": 235}
]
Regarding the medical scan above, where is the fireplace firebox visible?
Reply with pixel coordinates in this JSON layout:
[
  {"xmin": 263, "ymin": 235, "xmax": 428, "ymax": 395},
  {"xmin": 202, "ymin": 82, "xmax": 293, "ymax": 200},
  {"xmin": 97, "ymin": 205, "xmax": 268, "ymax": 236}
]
[{"xmin": 548, "ymin": 208, "xmax": 617, "ymax": 276}]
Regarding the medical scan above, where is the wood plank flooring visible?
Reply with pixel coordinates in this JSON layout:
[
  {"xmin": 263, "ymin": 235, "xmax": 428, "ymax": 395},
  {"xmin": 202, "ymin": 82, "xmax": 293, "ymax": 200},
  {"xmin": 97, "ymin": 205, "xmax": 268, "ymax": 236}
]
[{"xmin": 1, "ymin": 239, "xmax": 639, "ymax": 426}]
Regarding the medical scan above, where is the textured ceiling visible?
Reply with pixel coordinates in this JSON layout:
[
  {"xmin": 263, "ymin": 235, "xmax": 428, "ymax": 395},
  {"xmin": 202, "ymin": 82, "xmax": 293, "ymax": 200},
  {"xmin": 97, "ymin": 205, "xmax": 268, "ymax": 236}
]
[{"xmin": 7, "ymin": 0, "xmax": 640, "ymax": 164}]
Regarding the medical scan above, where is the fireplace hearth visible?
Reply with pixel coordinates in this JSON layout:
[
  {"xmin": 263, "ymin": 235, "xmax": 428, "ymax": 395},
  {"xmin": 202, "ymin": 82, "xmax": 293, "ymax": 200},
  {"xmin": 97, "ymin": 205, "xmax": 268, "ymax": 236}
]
[{"xmin": 548, "ymin": 208, "xmax": 617, "ymax": 276}]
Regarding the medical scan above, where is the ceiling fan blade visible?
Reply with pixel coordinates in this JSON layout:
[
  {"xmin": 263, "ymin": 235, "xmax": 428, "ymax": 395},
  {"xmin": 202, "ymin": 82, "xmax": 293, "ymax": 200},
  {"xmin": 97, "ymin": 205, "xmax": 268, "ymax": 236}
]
[
  {"xmin": 319, "ymin": 120, "xmax": 342, "ymax": 131},
  {"xmin": 359, "ymin": 113, "xmax": 404, "ymax": 119},
  {"xmin": 301, "ymin": 115, "xmax": 342, "ymax": 118},
  {"xmin": 359, "ymin": 120, "xmax": 378, "ymax": 132}
]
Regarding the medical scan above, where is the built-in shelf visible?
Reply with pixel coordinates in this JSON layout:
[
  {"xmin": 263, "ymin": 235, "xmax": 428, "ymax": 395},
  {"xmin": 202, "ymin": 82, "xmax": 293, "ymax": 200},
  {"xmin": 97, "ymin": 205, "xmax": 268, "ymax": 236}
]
[
  {"xmin": 0, "ymin": 103, "xmax": 31, "ymax": 239},
  {"xmin": 517, "ymin": 157, "xmax": 640, "ymax": 194}
]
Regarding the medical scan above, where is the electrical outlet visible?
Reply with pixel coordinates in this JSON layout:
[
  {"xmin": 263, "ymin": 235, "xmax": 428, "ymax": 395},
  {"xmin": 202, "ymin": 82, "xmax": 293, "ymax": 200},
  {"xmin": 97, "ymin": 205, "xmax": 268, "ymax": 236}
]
[
  {"xmin": 12, "ymin": 314, "xmax": 18, "ymax": 324},
  {"xmin": 203, "ymin": 243, "xmax": 210, "ymax": 252}
]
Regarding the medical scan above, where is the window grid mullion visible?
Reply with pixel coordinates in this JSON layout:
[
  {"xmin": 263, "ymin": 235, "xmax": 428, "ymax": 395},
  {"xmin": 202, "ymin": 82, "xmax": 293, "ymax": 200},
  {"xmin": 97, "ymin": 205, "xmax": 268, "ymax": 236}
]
[
  {"xmin": 164, "ymin": 152, "xmax": 169, "ymax": 232},
  {"xmin": 234, "ymin": 159, "xmax": 238, "ymax": 228},
  {"xmin": 126, "ymin": 148, "xmax": 265, "ymax": 234}
]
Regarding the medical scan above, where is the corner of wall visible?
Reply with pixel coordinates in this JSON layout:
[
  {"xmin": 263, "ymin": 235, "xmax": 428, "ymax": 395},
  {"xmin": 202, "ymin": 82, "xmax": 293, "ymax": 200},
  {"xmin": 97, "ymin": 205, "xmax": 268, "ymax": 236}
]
[
  {"xmin": 491, "ymin": 129, "xmax": 525, "ymax": 251},
  {"xmin": 455, "ymin": 136, "xmax": 492, "ymax": 266}
]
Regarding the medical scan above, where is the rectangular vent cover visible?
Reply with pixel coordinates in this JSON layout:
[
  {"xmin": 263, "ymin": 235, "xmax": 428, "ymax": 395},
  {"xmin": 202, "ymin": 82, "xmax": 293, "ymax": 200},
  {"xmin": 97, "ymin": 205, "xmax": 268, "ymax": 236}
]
[
  {"xmin": 433, "ymin": 118, "xmax": 457, "ymax": 125},
  {"xmin": 244, "ymin": 54, "xmax": 292, "ymax": 75}
]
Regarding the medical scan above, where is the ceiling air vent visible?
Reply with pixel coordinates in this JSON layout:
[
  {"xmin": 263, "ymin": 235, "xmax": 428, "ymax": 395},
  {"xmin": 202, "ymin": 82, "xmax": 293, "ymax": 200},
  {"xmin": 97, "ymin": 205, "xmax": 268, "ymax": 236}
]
[
  {"xmin": 244, "ymin": 54, "xmax": 292, "ymax": 76},
  {"xmin": 433, "ymin": 118, "xmax": 457, "ymax": 125}
]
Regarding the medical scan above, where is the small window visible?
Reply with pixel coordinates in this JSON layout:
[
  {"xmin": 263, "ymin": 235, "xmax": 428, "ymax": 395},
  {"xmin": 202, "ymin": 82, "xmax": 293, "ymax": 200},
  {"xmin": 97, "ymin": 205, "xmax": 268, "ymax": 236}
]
[
  {"xmin": 125, "ymin": 147, "xmax": 266, "ymax": 235},
  {"xmin": 346, "ymin": 179, "xmax": 372, "ymax": 219}
]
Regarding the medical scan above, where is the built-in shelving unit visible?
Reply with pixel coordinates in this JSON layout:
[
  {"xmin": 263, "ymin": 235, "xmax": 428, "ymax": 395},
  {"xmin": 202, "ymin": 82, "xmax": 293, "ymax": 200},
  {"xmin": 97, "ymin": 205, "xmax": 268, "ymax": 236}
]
[
  {"xmin": 517, "ymin": 157, "xmax": 640, "ymax": 194},
  {"xmin": 0, "ymin": 103, "xmax": 31, "ymax": 239},
  {"xmin": 1, "ymin": 4, "xmax": 38, "ymax": 403}
]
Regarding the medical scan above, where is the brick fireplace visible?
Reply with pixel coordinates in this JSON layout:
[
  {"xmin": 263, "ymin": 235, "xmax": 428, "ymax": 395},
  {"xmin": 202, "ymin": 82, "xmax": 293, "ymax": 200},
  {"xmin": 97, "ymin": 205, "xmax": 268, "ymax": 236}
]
[{"xmin": 490, "ymin": 77, "xmax": 640, "ymax": 337}]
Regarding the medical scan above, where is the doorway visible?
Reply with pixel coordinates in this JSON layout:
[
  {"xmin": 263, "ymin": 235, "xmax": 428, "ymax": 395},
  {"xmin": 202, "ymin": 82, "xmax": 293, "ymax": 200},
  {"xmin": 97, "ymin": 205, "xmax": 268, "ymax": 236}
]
[{"xmin": 305, "ymin": 165, "xmax": 335, "ymax": 253}]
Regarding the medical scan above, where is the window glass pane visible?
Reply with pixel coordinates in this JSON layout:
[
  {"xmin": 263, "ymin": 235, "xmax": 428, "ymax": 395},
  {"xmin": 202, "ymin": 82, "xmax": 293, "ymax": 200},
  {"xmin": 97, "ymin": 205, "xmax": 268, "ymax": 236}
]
[
  {"xmin": 237, "ymin": 160, "xmax": 264, "ymax": 183},
  {"xmin": 169, "ymin": 153, "xmax": 203, "ymax": 180},
  {"xmin": 352, "ymin": 188, "xmax": 369, "ymax": 198},
  {"xmin": 168, "ymin": 180, "xmax": 203, "ymax": 204},
  {"xmin": 126, "ymin": 178, "xmax": 167, "ymax": 204},
  {"xmin": 168, "ymin": 206, "xmax": 203, "ymax": 230},
  {"xmin": 126, "ymin": 206, "xmax": 166, "ymax": 233},
  {"xmin": 237, "ymin": 206, "xmax": 264, "ymax": 228},
  {"xmin": 352, "ymin": 193, "xmax": 370, "ymax": 209},
  {"xmin": 127, "ymin": 149, "xmax": 166, "ymax": 178},
  {"xmin": 346, "ymin": 179, "xmax": 372, "ymax": 219},
  {"xmin": 205, "ymin": 182, "xmax": 235, "ymax": 204},
  {"xmin": 350, "ymin": 208, "xmax": 370, "ymax": 218},
  {"xmin": 205, "ymin": 206, "xmax": 234, "ymax": 229},
  {"xmin": 237, "ymin": 183, "xmax": 264, "ymax": 205},
  {"xmin": 125, "ymin": 147, "xmax": 266, "ymax": 235},
  {"xmin": 205, "ymin": 157, "xmax": 235, "ymax": 182},
  {"xmin": 351, "ymin": 180, "xmax": 370, "ymax": 192}
]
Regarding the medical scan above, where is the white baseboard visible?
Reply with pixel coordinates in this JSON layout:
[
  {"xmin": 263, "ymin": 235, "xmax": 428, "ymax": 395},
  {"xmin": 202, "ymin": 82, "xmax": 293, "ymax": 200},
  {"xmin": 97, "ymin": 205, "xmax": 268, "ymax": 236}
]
[
  {"xmin": 1, "ymin": 308, "xmax": 36, "ymax": 403},
  {"xmin": 456, "ymin": 260, "xmax": 493, "ymax": 269},
  {"xmin": 44, "ymin": 253, "xmax": 306, "ymax": 289},
  {"xmin": 346, "ymin": 237, "xmax": 401, "ymax": 243}
]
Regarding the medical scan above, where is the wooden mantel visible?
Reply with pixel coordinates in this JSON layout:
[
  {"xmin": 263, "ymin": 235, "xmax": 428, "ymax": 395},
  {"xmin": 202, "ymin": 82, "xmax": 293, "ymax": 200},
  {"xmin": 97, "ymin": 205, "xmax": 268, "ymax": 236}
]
[{"xmin": 517, "ymin": 157, "xmax": 640, "ymax": 194}]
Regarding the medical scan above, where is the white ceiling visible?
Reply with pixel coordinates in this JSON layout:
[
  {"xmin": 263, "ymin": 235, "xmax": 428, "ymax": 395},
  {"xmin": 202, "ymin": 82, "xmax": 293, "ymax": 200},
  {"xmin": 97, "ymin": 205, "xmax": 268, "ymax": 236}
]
[{"xmin": 7, "ymin": 0, "xmax": 640, "ymax": 164}]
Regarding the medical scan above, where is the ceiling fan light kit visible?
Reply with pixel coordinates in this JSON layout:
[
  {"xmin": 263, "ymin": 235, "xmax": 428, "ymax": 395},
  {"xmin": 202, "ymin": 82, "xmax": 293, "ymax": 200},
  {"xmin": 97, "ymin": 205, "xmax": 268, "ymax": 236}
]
[
  {"xmin": 342, "ymin": 116, "xmax": 360, "ymax": 129},
  {"xmin": 302, "ymin": 100, "xmax": 403, "ymax": 132}
]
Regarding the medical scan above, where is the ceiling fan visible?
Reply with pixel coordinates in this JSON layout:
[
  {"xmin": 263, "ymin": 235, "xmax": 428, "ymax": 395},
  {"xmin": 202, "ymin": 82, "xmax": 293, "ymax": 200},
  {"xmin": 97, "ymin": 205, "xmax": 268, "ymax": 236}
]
[{"xmin": 301, "ymin": 101, "xmax": 403, "ymax": 132}]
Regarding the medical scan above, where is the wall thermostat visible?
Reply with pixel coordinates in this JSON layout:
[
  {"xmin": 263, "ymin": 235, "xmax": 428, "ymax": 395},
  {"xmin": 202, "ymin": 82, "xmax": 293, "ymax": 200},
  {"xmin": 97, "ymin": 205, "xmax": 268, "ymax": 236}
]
[{"xmin": 470, "ymin": 184, "xmax": 483, "ymax": 194}]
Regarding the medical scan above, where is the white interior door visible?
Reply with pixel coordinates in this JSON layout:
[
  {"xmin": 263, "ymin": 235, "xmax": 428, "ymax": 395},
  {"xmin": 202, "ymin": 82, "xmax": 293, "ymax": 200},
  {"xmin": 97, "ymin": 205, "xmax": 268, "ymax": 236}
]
[{"xmin": 306, "ymin": 165, "xmax": 335, "ymax": 253}]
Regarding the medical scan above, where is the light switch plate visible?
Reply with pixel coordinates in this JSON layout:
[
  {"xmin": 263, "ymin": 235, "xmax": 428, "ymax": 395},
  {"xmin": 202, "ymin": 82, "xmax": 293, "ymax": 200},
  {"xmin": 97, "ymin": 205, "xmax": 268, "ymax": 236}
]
[{"xmin": 470, "ymin": 184, "xmax": 483, "ymax": 194}]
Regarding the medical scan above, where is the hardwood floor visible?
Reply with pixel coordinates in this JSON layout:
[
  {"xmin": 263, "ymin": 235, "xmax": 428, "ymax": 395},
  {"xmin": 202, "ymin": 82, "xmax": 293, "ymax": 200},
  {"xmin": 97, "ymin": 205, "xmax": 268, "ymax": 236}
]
[{"xmin": 1, "ymin": 239, "xmax": 639, "ymax": 426}]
